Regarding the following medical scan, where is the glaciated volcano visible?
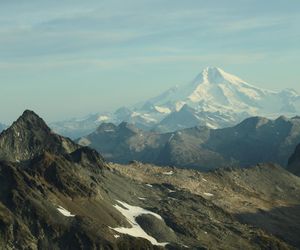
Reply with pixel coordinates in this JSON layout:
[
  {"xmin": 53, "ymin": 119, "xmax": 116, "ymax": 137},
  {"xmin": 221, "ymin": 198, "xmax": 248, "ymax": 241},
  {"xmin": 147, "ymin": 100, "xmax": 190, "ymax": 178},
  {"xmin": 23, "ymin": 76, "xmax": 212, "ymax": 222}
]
[{"xmin": 51, "ymin": 67, "xmax": 300, "ymax": 137}]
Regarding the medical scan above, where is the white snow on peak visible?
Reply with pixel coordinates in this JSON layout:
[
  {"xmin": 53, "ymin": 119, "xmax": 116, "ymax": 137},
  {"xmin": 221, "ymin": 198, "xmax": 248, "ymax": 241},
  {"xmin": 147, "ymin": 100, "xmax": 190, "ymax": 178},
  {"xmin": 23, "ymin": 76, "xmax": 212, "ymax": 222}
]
[
  {"xmin": 111, "ymin": 200, "xmax": 169, "ymax": 246},
  {"xmin": 141, "ymin": 66, "xmax": 294, "ymax": 120},
  {"xmin": 57, "ymin": 206, "xmax": 75, "ymax": 217}
]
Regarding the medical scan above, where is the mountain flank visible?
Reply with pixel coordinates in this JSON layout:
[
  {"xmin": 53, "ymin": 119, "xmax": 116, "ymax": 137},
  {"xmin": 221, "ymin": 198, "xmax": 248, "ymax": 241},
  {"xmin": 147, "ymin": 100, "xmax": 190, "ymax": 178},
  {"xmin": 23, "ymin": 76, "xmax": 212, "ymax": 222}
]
[
  {"xmin": 110, "ymin": 161, "xmax": 300, "ymax": 248},
  {"xmin": 288, "ymin": 143, "xmax": 300, "ymax": 176}
]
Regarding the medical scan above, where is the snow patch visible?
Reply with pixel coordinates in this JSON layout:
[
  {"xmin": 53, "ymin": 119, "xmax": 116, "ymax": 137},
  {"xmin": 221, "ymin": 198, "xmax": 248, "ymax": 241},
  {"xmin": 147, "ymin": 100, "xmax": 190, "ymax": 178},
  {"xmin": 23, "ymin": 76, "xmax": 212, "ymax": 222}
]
[
  {"xmin": 138, "ymin": 197, "xmax": 146, "ymax": 200},
  {"xmin": 168, "ymin": 134, "xmax": 175, "ymax": 142},
  {"xmin": 103, "ymin": 129, "xmax": 115, "ymax": 132},
  {"xmin": 146, "ymin": 184, "xmax": 153, "ymax": 188},
  {"xmin": 111, "ymin": 200, "xmax": 168, "ymax": 246},
  {"xmin": 203, "ymin": 192, "xmax": 214, "ymax": 197},
  {"xmin": 97, "ymin": 115, "xmax": 109, "ymax": 122},
  {"xmin": 167, "ymin": 189, "xmax": 176, "ymax": 193},
  {"xmin": 162, "ymin": 170, "xmax": 174, "ymax": 175},
  {"xmin": 175, "ymin": 101, "xmax": 185, "ymax": 111},
  {"xmin": 78, "ymin": 137, "xmax": 91, "ymax": 146},
  {"xmin": 57, "ymin": 206, "xmax": 75, "ymax": 217},
  {"xmin": 154, "ymin": 106, "xmax": 171, "ymax": 114},
  {"xmin": 206, "ymin": 122, "xmax": 218, "ymax": 129}
]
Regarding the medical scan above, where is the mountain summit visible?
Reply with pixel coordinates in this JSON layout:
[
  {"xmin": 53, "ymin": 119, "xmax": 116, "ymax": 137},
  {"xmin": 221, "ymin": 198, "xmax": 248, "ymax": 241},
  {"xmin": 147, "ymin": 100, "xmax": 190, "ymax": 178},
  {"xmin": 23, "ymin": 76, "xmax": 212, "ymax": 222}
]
[
  {"xmin": 192, "ymin": 67, "xmax": 245, "ymax": 85},
  {"xmin": 0, "ymin": 110, "xmax": 79, "ymax": 162},
  {"xmin": 147, "ymin": 67, "xmax": 269, "ymax": 111}
]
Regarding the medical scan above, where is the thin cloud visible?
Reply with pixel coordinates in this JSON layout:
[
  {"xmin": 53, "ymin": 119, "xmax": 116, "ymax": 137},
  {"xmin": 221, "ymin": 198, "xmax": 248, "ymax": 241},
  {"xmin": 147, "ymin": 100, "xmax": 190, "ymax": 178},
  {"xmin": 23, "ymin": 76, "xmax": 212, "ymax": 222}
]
[{"xmin": 0, "ymin": 53, "xmax": 266, "ymax": 70}]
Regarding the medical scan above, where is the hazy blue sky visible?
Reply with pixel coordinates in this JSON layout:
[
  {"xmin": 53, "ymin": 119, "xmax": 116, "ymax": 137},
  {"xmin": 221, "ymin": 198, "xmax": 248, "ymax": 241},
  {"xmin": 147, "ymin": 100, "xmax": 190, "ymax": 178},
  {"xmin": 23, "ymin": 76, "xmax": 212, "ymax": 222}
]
[{"xmin": 0, "ymin": 0, "xmax": 299, "ymax": 123}]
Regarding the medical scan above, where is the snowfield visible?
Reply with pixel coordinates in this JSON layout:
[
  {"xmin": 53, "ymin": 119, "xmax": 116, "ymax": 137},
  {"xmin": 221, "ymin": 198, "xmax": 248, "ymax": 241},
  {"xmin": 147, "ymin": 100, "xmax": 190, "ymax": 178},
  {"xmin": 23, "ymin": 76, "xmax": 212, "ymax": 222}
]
[{"xmin": 111, "ymin": 200, "xmax": 169, "ymax": 246}]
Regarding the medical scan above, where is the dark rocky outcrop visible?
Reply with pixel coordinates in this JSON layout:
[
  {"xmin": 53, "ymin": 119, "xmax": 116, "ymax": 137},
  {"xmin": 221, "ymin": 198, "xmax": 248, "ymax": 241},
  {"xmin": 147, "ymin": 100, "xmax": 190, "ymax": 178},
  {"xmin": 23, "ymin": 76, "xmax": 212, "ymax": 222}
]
[
  {"xmin": 287, "ymin": 143, "xmax": 300, "ymax": 176},
  {"xmin": 0, "ymin": 110, "xmax": 79, "ymax": 162}
]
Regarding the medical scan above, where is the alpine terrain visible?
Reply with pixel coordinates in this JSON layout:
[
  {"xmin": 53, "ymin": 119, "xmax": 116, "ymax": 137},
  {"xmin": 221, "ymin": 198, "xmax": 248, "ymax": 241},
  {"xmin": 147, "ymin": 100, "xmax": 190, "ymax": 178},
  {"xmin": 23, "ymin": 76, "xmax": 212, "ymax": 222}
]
[
  {"xmin": 1, "ymin": 110, "xmax": 300, "ymax": 249},
  {"xmin": 77, "ymin": 115, "xmax": 300, "ymax": 171},
  {"xmin": 51, "ymin": 67, "xmax": 300, "ymax": 138}
]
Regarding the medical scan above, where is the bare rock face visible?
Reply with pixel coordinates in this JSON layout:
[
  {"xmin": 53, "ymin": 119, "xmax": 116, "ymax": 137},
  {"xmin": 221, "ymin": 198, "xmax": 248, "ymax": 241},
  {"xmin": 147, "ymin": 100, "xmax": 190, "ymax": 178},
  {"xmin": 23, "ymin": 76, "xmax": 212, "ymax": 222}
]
[
  {"xmin": 288, "ymin": 143, "xmax": 300, "ymax": 176},
  {"xmin": 0, "ymin": 110, "xmax": 79, "ymax": 162}
]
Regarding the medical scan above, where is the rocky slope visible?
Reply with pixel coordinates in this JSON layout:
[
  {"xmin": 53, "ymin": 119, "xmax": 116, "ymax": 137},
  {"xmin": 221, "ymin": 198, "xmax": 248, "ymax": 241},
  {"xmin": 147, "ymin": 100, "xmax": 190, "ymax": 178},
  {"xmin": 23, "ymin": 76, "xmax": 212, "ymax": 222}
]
[
  {"xmin": 110, "ymin": 162, "xmax": 300, "ymax": 248},
  {"xmin": 51, "ymin": 67, "xmax": 300, "ymax": 138},
  {"xmin": 287, "ymin": 143, "xmax": 300, "ymax": 176},
  {"xmin": 1, "ymin": 110, "xmax": 296, "ymax": 249},
  {"xmin": 78, "ymin": 115, "xmax": 300, "ymax": 171}
]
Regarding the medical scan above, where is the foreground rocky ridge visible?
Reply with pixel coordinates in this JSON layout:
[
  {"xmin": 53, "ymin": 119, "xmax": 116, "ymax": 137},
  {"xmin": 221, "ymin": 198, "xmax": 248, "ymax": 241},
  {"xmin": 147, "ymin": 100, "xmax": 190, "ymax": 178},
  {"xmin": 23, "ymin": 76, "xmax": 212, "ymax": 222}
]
[{"xmin": 0, "ymin": 110, "xmax": 299, "ymax": 249}]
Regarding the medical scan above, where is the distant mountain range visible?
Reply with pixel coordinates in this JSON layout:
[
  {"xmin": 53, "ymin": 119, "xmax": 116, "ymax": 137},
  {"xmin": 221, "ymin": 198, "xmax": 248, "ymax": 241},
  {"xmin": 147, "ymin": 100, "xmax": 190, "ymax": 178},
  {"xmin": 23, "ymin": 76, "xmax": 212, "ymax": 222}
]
[
  {"xmin": 1, "ymin": 110, "xmax": 300, "ymax": 249},
  {"xmin": 78, "ymin": 115, "xmax": 300, "ymax": 171},
  {"xmin": 51, "ymin": 67, "xmax": 300, "ymax": 138}
]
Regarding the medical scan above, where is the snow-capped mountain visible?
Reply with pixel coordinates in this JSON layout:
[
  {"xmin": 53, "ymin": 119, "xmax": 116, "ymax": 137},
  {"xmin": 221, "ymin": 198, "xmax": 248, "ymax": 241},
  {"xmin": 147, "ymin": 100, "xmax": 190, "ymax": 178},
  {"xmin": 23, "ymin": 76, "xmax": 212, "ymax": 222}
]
[
  {"xmin": 51, "ymin": 67, "xmax": 300, "ymax": 137},
  {"xmin": 136, "ymin": 66, "xmax": 300, "ymax": 131}
]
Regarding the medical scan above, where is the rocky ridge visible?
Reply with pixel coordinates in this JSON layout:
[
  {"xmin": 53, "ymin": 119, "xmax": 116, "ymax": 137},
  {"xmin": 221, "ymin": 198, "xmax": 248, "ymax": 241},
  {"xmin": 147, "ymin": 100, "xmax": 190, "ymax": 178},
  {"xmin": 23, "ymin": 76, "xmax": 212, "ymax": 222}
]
[{"xmin": 78, "ymin": 115, "xmax": 300, "ymax": 171}]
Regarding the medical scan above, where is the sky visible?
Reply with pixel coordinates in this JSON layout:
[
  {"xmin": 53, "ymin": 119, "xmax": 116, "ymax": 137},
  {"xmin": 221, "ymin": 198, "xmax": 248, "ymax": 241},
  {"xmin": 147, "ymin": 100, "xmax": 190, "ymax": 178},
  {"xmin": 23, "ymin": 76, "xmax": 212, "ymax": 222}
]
[{"xmin": 0, "ymin": 0, "xmax": 299, "ymax": 123}]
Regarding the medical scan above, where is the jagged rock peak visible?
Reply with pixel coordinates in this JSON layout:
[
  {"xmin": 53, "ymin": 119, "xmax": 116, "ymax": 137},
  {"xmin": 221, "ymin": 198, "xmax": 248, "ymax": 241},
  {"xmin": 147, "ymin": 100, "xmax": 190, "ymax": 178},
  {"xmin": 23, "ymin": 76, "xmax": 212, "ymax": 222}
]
[
  {"xmin": 0, "ymin": 110, "xmax": 79, "ymax": 162},
  {"xmin": 10, "ymin": 109, "xmax": 50, "ymax": 131}
]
